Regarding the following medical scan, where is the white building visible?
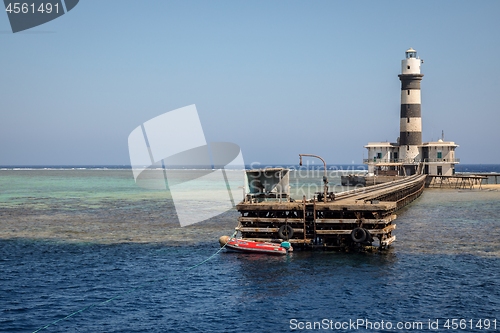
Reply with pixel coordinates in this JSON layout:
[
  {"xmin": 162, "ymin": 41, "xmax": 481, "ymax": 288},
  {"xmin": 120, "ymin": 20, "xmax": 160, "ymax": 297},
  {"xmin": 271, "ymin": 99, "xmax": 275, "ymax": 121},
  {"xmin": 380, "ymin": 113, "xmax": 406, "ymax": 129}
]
[{"xmin": 364, "ymin": 48, "xmax": 459, "ymax": 176}]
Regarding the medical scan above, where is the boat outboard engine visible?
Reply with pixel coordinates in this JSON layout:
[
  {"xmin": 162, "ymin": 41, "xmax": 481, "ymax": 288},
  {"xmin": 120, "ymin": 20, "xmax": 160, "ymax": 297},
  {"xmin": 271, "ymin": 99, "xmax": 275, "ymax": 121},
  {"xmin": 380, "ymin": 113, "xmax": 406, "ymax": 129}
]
[{"xmin": 280, "ymin": 241, "xmax": 293, "ymax": 252}]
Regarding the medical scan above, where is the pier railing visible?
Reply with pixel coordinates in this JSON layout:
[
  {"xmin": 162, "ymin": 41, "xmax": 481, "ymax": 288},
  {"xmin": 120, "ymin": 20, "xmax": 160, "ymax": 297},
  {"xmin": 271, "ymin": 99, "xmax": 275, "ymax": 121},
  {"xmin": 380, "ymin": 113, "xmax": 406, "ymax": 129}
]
[
  {"xmin": 422, "ymin": 158, "xmax": 460, "ymax": 163},
  {"xmin": 363, "ymin": 158, "xmax": 406, "ymax": 164},
  {"xmin": 363, "ymin": 158, "xmax": 460, "ymax": 164}
]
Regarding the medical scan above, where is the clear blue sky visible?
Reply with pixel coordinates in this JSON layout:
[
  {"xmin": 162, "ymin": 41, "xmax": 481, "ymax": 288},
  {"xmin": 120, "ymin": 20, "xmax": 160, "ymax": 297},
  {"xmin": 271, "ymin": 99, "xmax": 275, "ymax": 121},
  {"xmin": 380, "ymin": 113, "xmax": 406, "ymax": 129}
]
[{"xmin": 1, "ymin": 0, "xmax": 499, "ymax": 165}]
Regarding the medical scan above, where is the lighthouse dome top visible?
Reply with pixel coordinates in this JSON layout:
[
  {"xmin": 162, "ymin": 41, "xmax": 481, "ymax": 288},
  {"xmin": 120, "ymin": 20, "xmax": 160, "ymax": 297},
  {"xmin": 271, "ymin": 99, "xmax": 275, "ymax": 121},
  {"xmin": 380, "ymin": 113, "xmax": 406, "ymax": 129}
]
[
  {"xmin": 401, "ymin": 48, "xmax": 421, "ymax": 74},
  {"xmin": 405, "ymin": 48, "xmax": 418, "ymax": 59}
]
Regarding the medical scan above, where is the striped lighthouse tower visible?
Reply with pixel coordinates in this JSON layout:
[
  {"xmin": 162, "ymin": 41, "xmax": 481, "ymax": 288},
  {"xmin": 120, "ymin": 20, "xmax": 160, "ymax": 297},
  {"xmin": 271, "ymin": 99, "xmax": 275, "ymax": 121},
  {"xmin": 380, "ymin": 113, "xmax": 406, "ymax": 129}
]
[{"xmin": 398, "ymin": 48, "xmax": 423, "ymax": 171}]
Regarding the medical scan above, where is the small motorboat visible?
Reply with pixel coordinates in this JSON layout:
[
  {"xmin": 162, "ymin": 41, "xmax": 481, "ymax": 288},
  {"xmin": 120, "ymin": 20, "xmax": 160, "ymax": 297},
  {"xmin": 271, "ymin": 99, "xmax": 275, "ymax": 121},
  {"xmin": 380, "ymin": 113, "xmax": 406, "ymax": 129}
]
[{"xmin": 219, "ymin": 236, "xmax": 292, "ymax": 255}]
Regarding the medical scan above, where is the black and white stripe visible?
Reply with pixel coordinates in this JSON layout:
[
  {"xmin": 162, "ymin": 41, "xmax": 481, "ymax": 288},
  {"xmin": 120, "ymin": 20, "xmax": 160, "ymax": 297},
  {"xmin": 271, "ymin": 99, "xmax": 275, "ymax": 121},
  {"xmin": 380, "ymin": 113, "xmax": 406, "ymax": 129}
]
[{"xmin": 398, "ymin": 74, "xmax": 423, "ymax": 149}]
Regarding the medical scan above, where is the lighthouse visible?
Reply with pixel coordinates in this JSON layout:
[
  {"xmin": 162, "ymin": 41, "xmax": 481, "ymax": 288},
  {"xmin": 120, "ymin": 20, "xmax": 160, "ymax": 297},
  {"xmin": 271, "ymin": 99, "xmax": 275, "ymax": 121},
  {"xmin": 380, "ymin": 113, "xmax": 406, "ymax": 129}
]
[
  {"xmin": 398, "ymin": 48, "xmax": 423, "ymax": 169},
  {"xmin": 363, "ymin": 48, "xmax": 459, "ymax": 178}
]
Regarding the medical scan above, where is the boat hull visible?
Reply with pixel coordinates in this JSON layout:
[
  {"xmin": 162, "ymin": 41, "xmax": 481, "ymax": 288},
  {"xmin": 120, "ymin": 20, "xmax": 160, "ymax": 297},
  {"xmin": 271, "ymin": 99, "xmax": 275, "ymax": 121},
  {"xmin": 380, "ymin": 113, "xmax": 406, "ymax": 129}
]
[{"xmin": 223, "ymin": 238, "xmax": 291, "ymax": 255}]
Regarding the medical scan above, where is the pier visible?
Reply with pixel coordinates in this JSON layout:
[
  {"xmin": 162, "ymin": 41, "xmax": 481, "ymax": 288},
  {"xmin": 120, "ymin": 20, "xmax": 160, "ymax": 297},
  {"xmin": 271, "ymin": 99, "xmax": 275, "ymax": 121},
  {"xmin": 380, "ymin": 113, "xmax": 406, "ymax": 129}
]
[
  {"xmin": 470, "ymin": 173, "xmax": 500, "ymax": 184},
  {"xmin": 424, "ymin": 173, "xmax": 500, "ymax": 189},
  {"xmin": 236, "ymin": 168, "xmax": 426, "ymax": 251},
  {"xmin": 425, "ymin": 174, "xmax": 487, "ymax": 189}
]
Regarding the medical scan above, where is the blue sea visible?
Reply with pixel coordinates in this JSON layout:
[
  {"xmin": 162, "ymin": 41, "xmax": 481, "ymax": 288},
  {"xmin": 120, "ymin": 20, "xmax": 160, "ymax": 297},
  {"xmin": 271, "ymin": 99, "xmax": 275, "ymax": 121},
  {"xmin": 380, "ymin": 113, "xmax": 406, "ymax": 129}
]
[{"xmin": 1, "ymin": 165, "xmax": 499, "ymax": 332}]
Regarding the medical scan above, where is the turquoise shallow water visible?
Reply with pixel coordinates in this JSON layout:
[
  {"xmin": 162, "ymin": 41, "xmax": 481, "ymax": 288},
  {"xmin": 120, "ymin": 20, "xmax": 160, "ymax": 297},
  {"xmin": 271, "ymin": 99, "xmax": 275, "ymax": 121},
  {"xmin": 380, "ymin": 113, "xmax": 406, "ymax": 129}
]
[
  {"xmin": 1, "ymin": 169, "xmax": 499, "ymax": 332},
  {"xmin": 0, "ymin": 168, "xmax": 364, "ymax": 243}
]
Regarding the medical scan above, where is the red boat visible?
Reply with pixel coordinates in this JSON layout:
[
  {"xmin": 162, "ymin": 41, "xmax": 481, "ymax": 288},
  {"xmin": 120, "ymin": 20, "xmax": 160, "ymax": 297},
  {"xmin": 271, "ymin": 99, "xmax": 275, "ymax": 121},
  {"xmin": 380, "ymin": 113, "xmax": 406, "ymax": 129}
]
[{"xmin": 219, "ymin": 236, "xmax": 292, "ymax": 255}]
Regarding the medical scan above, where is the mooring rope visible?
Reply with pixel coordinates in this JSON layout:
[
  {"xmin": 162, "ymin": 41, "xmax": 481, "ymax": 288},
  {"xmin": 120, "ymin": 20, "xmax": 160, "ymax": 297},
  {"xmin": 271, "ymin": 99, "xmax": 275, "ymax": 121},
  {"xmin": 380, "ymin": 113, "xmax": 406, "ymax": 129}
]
[{"xmin": 31, "ymin": 230, "xmax": 237, "ymax": 333}]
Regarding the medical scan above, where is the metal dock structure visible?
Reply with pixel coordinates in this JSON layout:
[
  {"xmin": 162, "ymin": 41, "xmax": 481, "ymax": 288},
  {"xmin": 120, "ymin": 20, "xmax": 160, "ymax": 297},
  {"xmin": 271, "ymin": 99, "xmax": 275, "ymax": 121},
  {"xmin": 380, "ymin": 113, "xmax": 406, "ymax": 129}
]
[
  {"xmin": 425, "ymin": 174, "xmax": 487, "ymax": 189},
  {"xmin": 235, "ymin": 168, "xmax": 427, "ymax": 251}
]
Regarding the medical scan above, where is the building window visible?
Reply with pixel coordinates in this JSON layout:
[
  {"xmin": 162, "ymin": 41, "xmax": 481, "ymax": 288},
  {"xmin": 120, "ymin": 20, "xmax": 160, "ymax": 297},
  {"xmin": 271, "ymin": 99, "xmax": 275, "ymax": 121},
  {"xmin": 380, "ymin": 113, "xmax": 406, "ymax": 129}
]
[
  {"xmin": 377, "ymin": 153, "xmax": 382, "ymax": 159},
  {"xmin": 437, "ymin": 152, "xmax": 442, "ymax": 159},
  {"xmin": 407, "ymin": 117, "xmax": 410, "ymax": 123},
  {"xmin": 437, "ymin": 166, "xmax": 442, "ymax": 176},
  {"xmin": 407, "ymin": 90, "xmax": 410, "ymax": 95},
  {"xmin": 407, "ymin": 65, "xmax": 410, "ymax": 70}
]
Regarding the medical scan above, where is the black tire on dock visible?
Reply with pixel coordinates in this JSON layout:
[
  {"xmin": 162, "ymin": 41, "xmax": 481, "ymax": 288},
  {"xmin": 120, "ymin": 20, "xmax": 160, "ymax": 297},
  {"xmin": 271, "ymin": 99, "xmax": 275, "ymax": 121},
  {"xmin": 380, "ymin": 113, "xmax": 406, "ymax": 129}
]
[
  {"xmin": 351, "ymin": 228, "xmax": 366, "ymax": 243},
  {"xmin": 363, "ymin": 228, "xmax": 372, "ymax": 243},
  {"xmin": 278, "ymin": 225, "xmax": 294, "ymax": 240}
]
